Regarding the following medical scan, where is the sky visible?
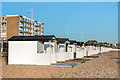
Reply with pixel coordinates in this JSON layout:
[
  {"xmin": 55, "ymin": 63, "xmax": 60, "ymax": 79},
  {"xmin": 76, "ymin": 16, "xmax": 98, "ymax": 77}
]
[
  {"xmin": 2, "ymin": 2, "xmax": 118, "ymax": 45},
  {"xmin": 1, "ymin": 0, "xmax": 120, "ymax": 2}
]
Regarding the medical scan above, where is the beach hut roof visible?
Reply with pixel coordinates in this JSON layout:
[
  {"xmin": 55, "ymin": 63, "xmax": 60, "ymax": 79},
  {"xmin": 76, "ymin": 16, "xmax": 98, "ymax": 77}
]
[
  {"xmin": 56, "ymin": 38, "xmax": 69, "ymax": 43},
  {"xmin": 8, "ymin": 35, "xmax": 56, "ymax": 42},
  {"xmin": 76, "ymin": 41, "xmax": 84, "ymax": 46},
  {"xmin": 69, "ymin": 40, "xmax": 77, "ymax": 45}
]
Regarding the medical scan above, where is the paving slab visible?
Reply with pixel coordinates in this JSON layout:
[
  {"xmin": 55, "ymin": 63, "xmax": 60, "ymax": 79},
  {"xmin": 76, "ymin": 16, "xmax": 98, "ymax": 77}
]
[{"xmin": 51, "ymin": 63, "xmax": 78, "ymax": 68}]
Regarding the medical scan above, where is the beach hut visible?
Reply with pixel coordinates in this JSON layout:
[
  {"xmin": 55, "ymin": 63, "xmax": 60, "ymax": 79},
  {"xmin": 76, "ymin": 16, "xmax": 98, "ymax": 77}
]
[
  {"xmin": 76, "ymin": 41, "xmax": 85, "ymax": 58},
  {"xmin": 43, "ymin": 36, "xmax": 58, "ymax": 63},
  {"xmin": 68, "ymin": 40, "xmax": 77, "ymax": 59},
  {"xmin": 56, "ymin": 38, "xmax": 70, "ymax": 61},
  {"xmin": 92, "ymin": 43, "xmax": 100, "ymax": 54},
  {"xmin": 85, "ymin": 40, "xmax": 99, "ymax": 56},
  {"xmin": 8, "ymin": 35, "xmax": 56, "ymax": 65}
]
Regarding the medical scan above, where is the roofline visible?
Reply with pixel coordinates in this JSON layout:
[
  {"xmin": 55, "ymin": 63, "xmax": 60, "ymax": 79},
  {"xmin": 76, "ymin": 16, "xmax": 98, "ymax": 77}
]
[
  {"xmin": 1, "ymin": 15, "xmax": 44, "ymax": 24},
  {"xmin": 8, "ymin": 35, "xmax": 56, "ymax": 42}
]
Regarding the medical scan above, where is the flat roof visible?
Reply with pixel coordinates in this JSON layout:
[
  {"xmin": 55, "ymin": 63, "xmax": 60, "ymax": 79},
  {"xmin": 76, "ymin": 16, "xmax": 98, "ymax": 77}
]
[
  {"xmin": 76, "ymin": 41, "xmax": 84, "ymax": 46},
  {"xmin": 69, "ymin": 40, "xmax": 77, "ymax": 45},
  {"xmin": 8, "ymin": 35, "xmax": 56, "ymax": 42},
  {"xmin": 1, "ymin": 15, "xmax": 44, "ymax": 24},
  {"xmin": 56, "ymin": 38, "xmax": 69, "ymax": 43}
]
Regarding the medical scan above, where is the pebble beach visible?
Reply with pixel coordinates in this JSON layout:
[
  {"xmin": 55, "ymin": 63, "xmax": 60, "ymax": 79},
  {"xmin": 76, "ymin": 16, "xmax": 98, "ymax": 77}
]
[{"xmin": 2, "ymin": 51, "xmax": 119, "ymax": 78}]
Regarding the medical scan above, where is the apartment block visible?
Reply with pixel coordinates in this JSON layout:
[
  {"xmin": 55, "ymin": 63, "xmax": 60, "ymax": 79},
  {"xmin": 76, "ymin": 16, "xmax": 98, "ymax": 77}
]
[{"xmin": 0, "ymin": 15, "xmax": 44, "ymax": 41}]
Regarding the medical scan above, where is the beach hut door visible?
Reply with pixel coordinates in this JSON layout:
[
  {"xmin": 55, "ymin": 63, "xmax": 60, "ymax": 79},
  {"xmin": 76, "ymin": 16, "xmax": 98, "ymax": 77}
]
[
  {"xmin": 74, "ymin": 52, "xmax": 76, "ymax": 58},
  {"xmin": 66, "ymin": 43, "xmax": 68, "ymax": 52}
]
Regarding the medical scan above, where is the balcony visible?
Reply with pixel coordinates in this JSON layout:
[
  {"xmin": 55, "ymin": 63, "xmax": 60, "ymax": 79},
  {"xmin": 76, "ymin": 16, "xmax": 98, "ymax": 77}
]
[
  {"xmin": 19, "ymin": 18, "xmax": 24, "ymax": 22},
  {"xmin": 34, "ymin": 22, "xmax": 38, "ymax": 26},
  {"xmin": 19, "ymin": 30, "xmax": 23, "ymax": 33},
  {"xmin": 19, "ymin": 24, "xmax": 23, "ymax": 28},
  {"xmin": 1, "ymin": 25, "xmax": 6, "ymax": 28}
]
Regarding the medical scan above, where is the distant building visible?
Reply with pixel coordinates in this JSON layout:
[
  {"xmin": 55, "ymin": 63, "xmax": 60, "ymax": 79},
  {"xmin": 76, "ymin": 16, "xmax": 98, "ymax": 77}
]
[
  {"xmin": 109, "ymin": 43, "xmax": 113, "ymax": 48},
  {"xmin": 0, "ymin": 15, "xmax": 44, "ymax": 41},
  {"xmin": 115, "ymin": 43, "xmax": 120, "ymax": 49},
  {"xmin": 0, "ymin": 15, "xmax": 44, "ymax": 52},
  {"xmin": 99, "ymin": 42, "xmax": 113, "ymax": 48},
  {"xmin": 99, "ymin": 42, "xmax": 107, "ymax": 46},
  {"xmin": 85, "ymin": 40, "xmax": 98, "ymax": 45}
]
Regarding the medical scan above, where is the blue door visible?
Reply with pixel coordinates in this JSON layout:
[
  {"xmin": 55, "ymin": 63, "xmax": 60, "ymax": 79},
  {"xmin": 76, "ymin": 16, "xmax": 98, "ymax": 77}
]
[{"xmin": 74, "ymin": 52, "xmax": 76, "ymax": 58}]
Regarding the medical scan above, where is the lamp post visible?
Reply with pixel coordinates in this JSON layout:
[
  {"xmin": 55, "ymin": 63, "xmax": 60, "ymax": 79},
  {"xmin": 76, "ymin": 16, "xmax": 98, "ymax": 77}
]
[{"xmin": 28, "ymin": 8, "xmax": 34, "ymax": 35}]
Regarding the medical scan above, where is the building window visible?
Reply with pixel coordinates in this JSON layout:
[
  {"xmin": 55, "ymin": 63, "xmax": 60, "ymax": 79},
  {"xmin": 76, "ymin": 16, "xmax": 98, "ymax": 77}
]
[
  {"xmin": 19, "ymin": 33, "xmax": 23, "ymax": 36},
  {"xmin": 1, "ymin": 27, "xmax": 6, "ymax": 32},
  {"xmin": 2, "ymin": 17, "xmax": 6, "ymax": 21},
  {"xmin": 19, "ymin": 16, "xmax": 23, "ymax": 21},
  {"xmin": 38, "ymin": 32, "xmax": 39, "ymax": 34},
  {"xmin": 28, "ymin": 29, "xmax": 30, "ymax": 32},
  {"xmin": 24, "ymin": 28, "xmax": 26, "ymax": 32},
  {"xmin": 24, "ymin": 23, "xmax": 25, "ymax": 26},
  {"xmin": 2, "ymin": 22, "xmax": 6, "ymax": 26},
  {"xmin": 1, "ymin": 33, "xmax": 6, "ymax": 37},
  {"xmin": 26, "ymin": 24, "xmax": 27, "ymax": 27},
  {"xmin": 19, "ymin": 22, "xmax": 23, "ymax": 27},
  {"xmin": 25, "ymin": 19, "xmax": 27, "ymax": 22}
]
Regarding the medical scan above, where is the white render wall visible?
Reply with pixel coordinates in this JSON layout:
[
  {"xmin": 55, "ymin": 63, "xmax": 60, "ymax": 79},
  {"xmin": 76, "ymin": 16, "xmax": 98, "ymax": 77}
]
[
  {"xmin": 65, "ymin": 52, "xmax": 69, "ymax": 60},
  {"xmin": 59, "ymin": 44, "xmax": 66, "ymax": 52},
  {"xmin": 68, "ymin": 45, "xmax": 75, "ymax": 59},
  {"xmin": 56, "ymin": 52, "xmax": 66, "ymax": 61},
  {"xmin": 37, "ymin": 41, "xmax": 44, "ymax": 53},
  {"xmin": 8, "ymin": 41, "xmax": 51, "ymax": 65},
  {"xmin": 50, "ymin": 53, "xmax": 57, "ymax": 63}
]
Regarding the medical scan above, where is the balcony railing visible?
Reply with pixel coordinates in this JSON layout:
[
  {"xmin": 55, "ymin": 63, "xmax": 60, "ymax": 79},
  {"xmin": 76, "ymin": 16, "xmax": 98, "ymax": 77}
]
[
  {"xmin": 1, "ymin": 25, "xmax": 6, "ymax": 27},
  {"xmin": 19, "ymin": 30, "xmax": 23, "ymax": 33},
  {"xmin": 19, "ymin": 18, "xmax": 24, "ymax": 22},
  {"xmin": 19, "ymin": 24, "xmax": 23, "ymax": 28}
]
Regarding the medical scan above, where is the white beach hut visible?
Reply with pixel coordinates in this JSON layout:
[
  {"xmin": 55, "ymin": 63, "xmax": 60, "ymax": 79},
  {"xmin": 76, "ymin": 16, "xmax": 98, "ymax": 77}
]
[
  {"xmin": 56, "ymin": 38, "xmax": 70, "ymax": 61},
  {"xmin": 8, "ymin": 35, "xmax": 56, "ymax": 65},
  {"xmin": 68, "ymin": 40, "xmax": 77, "ymax": 59},
  {"xmin": 76, "ymin": 42, "xmax": 85, "ymax": 58}
]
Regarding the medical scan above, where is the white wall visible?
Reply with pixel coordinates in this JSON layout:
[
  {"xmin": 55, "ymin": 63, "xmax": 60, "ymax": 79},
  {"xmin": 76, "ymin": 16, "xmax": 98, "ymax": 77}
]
[
  {"xmin": 65, "ymin": 52, "xmax": 69, "ymax": 60},
  {"xmin": 9, "ymin": 41, "xmax": 37, "ymax": 65},
  {"xmin": 45, "ymin": 53, "xmax": 57, "ymax": 64},
  {"xmin": 35, "ymin": 53, "xmax": 51, "ymax": 65},
  {"xmin": 69, "ymin": 52, "xmax": 74, "ymax": 59},
  {"xmin": 56, "ymin": 52, "xmax": 66, "ymax": 61},
  {"xmin": 59, "ymin": 44, "xmax": 65, "ymax": 52},
  {"xmin": 9, "ymin": 41, "xmax": 51, "ymax": 65},
  {"xmin": 37, "ymin": 41, "xmax": 44, "ymax": 53}
]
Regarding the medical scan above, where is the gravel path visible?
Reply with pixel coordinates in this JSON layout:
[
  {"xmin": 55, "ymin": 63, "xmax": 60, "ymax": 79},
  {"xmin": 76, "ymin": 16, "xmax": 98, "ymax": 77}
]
[{"xmin": 2, "ymin": 51, "xmax": 119, "ymax": 78}]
